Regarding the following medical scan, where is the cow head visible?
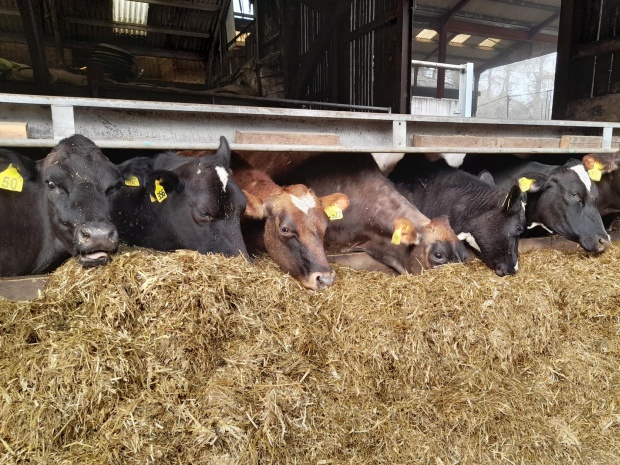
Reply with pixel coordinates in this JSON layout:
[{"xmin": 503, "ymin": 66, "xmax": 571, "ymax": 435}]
[
  {"xmin": 244, "ymin": 183, "xmax": 349, "ymax": 291},
  {"xmin": 383, "ymin": 216, "xmax": 467, "ymax": 274},
  {"xmin": 517, "ymin": 159, "xmax": 609, "ymax": 253},
  {"xmin": 407, "ymin": 216, "xmax": 469, "ymax": 273},
  {"xmin": 40, "ymin": 134, "xmax": 121, "ymax": 267},
  {"xmin": 582, "ymin": 152, "xmax": 620, "ymax": 217},
  {"xmin": 460, "ymin": 179, "xmax": 526, "ymax": 277},
  {"xmin": 139, "ymin": 137, "xmax": 248, "ymax": 257}
]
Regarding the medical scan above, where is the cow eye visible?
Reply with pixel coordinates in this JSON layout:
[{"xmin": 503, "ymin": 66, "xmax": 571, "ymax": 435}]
[
  {"xmin": 197, "ymin": 209, "xmax": 213, "ymax": 220},
  {"xmin": 46, "ymin": 181, "xmax": 57, "ymax": 190},
  {"xmin": 433, "ymin": 251, "xmax": 444, "ymax": 260},
  {"xmin": 280, "ymin": 225, "xmax": 294, "ymax": 236},
  {"xmin": 106, "ymin": 181, "xmax": 123, "ymax": 195}
]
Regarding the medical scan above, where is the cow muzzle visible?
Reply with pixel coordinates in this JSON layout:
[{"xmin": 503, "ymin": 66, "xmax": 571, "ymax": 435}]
[
  {"xmin": 75, "ymin": 222, "xmax": 119, "ymax": 267},
  {"xmin": 580, "ymin": 233, "xmax": 611, "ymax": 254},
  {"xmin": 301, "ymin": 269, "xmax": 336, "ymax": 292}
]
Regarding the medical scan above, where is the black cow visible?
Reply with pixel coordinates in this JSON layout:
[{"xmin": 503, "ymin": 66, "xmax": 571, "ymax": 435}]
[
  {"xmin": 0, "ymin": 135, "xmax": 121, "ymax": 276},
  {"xmin": 113, "ymin": 137, "xmax": 248, "ymax": 257},
  {"xmin": 389, "ymin": 155, "xmax": 525, "ymax": 276},
  {"xmin": 461, "ymin": 156, "xmax": 610, "ymax": 253}
]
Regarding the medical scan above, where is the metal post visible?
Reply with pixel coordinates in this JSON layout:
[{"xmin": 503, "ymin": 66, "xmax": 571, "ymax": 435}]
[
  {"xmin": 51, "ymin": 105, "xmax": 75, "ymax": 139},
  {"xmin": 458, "ymin": 62, "xmax": 474, "ymax": 117}
]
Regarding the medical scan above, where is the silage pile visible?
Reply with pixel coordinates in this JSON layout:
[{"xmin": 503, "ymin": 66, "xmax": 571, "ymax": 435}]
[{"xmin": 1, "ymin": 246, "xmax": 619, "ymax": 464}]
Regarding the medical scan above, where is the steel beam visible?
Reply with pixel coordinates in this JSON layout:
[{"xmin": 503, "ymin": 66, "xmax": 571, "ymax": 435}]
[
  {"xmin": 0, "ymin": 94, "xmax": 618, "ymax": 154},
  {"xmin": 61, "ymin": 16, "xmax": 212, "ymax": 39}
]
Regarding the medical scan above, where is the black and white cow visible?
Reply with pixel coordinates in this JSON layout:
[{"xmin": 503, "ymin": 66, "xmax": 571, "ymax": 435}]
[
  {"xmin": 389, "ymin": 155, "xmax": 526, "ymax": 276},
  {"xmin": 0, "ymin": 135, "xmax": 121, "ymax": 276},
  {"xmin": 461, "ymin": 156, "xmax": 610, "ymax": 253},
  {"xmin": 113, "ymin": 136, "xmax": 248, "ymax": 257}
]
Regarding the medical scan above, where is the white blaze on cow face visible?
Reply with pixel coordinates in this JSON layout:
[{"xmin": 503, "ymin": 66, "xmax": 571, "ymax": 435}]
[
  {"xmin": 215, "ymin": 166, "xmax": 229, "ymax": 192},
  {"xmin": 290, "ymin": 193, "xmax": 317, "ymax": 214},
  {"xmin": 570, "ymin": 164, "xmax": 592, "ymax": 192},
  {"xmin": 457, "ymin": 232, "xmax": 481, "ymax": 253}
]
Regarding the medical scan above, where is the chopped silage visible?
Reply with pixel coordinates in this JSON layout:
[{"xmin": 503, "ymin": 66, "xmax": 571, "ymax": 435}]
[{"xmin": 0, "ymin": 246, "xmax": 619, "ymax": 464}]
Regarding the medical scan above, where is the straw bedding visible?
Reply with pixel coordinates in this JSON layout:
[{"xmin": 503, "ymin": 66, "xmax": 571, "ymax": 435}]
[{"xmin": 1, "ymin": 246, "xmax": 619, "ymax": 464}]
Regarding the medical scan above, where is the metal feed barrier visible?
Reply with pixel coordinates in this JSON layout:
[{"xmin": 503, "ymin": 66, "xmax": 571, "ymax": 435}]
[{"xmin": 0, "ymin": 93, "xmax": 619, "ymax": 153}]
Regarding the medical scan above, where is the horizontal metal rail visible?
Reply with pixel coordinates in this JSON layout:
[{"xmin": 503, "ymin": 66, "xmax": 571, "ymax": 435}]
[{"xmin": 1, "ymin": 93, "xmax": 619, "ymax": 153}]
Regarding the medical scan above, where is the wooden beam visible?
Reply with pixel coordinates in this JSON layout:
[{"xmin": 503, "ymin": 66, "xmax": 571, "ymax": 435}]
[
  {"xmin": 574, "ymin": 37, "xmax": 620, "ymax": 59},
  {"xmin": 235, "ymin": 131, "xmax": 340, "ymax": 146},
  {"xmin": 288, "ymin": 2, "xmax": 350, "ymax": 99},
  {"xmin": 485, "ymin": 0, "xmax": 560, "ymax": 13},
  {"xmin": 46, "ymin": 0, "xmax": 65, "ymax": 67},
  {"xmin": 394, "ymin": 0, "xmax": 412, "ymax": 114},
  {"xmin": 552, "ymin": 0, "xmax": 577, "ymax": 120},
  {"xmin": 0, "ymin": 122, "xmax": 29, "ymax": 139},
  {"xmin": 340, "ymin": 9, "xmax": 398, "ymax": 43},
  {"xmin": 61, "ymin": 16, "xmax": 212, "ymax": 39},
  {"xmin": 0, "ymin": 32, "xmax": 207, "ymax": 61},
  {"xmin": 133, "ymin": 0, "xmax": 219, "ymax": 11},
  {"xmin": 205, "ymin": 0, "xmax": 231, "ymax": 86},
  {"xmin": 17, "ymin": 0, "xmax": 51, "ymax": 93}
]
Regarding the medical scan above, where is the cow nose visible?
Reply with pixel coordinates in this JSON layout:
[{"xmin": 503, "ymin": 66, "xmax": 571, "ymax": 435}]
[
  {"xmin": 595, "ymin": 235, "xmax": 611, "ymax": 253},
  {"xmin": 76, "ymin": 223, "xmax": 119, "ymax": 248},
  {"xmin": 494, "ymin": 263, "xmax": 516, "ymax": 277},
  {"xmin": 306, "ymin": 269, "xmax": 336, "ymax": 291}
]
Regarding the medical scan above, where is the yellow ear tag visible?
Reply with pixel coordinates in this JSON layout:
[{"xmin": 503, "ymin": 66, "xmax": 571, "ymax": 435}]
[
  {"xmin": 150, "ymin": 194, "xmax": 156, "ymax": 202},
  {"xmin": 154, "ymin": 179, "xmax": 167, "ymax": 202},
  {"xmin": 391, "ymin": 227, "xmax": 402, "ymax": 245},
  {"xmin": 124, "ymin": 175, "xmax": 140, "ymax": 187},
  {"xmin": 324, "ymin": 204, "xmax": 343, "ymax": 221},
  {"xmin": 588, "ymin": 168, "xmax": 602, "ymax": 182},
  {"xmin": 587, "ymin": 162, "xmax": 604, "ymax": 182},
  {"xmin": 518, "ymin": 177, "xmax": 534, "ymax": 192},
  {"xmin": 0, "ymin": 163, "xmax": 24, "ymax": 192}
]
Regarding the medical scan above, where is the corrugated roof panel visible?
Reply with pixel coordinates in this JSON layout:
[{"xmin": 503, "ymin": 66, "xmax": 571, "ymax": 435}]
[{"xmin": 113, "ymin": 0, "xmax": 149, "ymax": 36}]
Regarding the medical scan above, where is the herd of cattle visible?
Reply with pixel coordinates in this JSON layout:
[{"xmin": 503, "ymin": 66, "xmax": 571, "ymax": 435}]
[{"xmin": 0, "ymin": 134, "xmax": 618, "ymax": 291}]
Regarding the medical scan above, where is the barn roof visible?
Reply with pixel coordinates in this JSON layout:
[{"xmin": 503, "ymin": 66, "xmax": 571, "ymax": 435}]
[{"xmin": 0, "ymin": 0, "xmax": 559, "ymax": 96}]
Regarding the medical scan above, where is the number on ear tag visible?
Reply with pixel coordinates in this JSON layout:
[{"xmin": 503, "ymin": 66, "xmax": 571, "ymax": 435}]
[
  {"xmin": 0, "ymin": 164, "xmax": 24, "ymax": 192},
  {"xmin": 391, "ymin": 227, "xmax": 402, "ymax": 245},
  {"xmin": 324, "ymin": 204, "xmax": 343, "ymax": 221},
  {"xmin": 154, "ymin": 179, "xmax": 167, "ymax": 202},
  {"xmin": 124, "ymin": 175, "xmax": 140, "ymax": 187}
]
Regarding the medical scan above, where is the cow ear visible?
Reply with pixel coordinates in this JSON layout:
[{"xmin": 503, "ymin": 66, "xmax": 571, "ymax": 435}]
[
  {"xmin": 502, "ymin": 184, "xmax": 524, "ymax": 215},
  {"xmin": 517, "ymin": 173, "xmax": 547, "ymax": 193},
  {"xmin": 478, "ymin": 170, "xmax": 495, "ymax": 185},
  {"xmin": 145, "ymin": 170, "xmax": 182, "ymax": 202},
  {"xmin": 0, "ymin": 149, "xmax": 38, "ymax": 181},
  {"xmin": 392, "ymin": 217, "xmax": 419, "ymax": 245},
  {"xmin": 582, "ymin": 153, "xmax": 619, "ymax": 181},
  {"xmin": 243, "ymin": 189, "xmax": 267, "ymax": 219},
  {"xmin": 319, "ymin": 192, "xmax": 350, "ymax": 212},
  {"xmin": 213, "ymin": 136, "xmax": 231, "ymax": 168}
]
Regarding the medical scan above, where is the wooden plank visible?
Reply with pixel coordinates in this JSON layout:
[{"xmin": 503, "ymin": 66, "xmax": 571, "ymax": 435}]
[
  {"xmin": 566, "ymin": 93, "xmax": 620, "ymax": 122},
  {"xmin": 0, "ymin": 275, "xmax": 47, "ymax": 301},
  {"xmin": 412, "ymin": 134, "xmax": 560, "ymax": 149},
  {"xmin": 560, "ymin": 135, "xmax": 602, "ymax": 149},
  {"xmin": 236, "ymin": 131, "xmax": 340, "ymax": 146},
  {"xmin": 0, "ymin": 122, "xmax": 28, "ymax": 139}
]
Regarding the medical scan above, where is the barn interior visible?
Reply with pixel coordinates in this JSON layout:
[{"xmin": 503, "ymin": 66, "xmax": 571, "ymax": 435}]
[{"xmin": 0, "ymin": 0, "xmax": 564, "ymax": 116}]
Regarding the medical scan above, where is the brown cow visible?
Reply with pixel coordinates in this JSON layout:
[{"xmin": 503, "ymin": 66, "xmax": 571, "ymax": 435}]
[
  {"xmin": 239, "ymin": 151, "xmax": 468, "ymax": 274},
  {"xmin": 178, "ymin": 149, "xmax": 350, "ymax": 291},
  {"xmin": 582, "ymin": 152, "xmax": 620, "ymax": 218}
]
